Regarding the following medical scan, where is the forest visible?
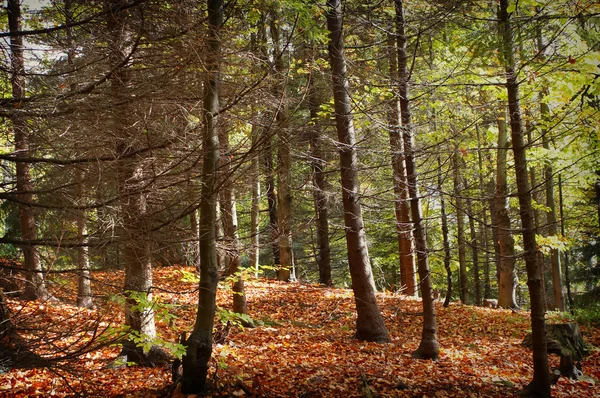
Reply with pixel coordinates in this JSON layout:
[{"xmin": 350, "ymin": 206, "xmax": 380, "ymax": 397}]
[{"xmin": 0, "ymin": 0, "xmax": 599, "ymax": 396}]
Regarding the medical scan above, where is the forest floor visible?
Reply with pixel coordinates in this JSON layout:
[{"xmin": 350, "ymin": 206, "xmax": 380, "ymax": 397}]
[{"xmin": 1, "ymin": 265, "xmax": 599, "ymax": 397}]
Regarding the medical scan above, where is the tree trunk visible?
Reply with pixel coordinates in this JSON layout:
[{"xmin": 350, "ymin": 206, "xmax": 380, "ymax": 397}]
[
  {"xmin": 270, "ymin": 10, "xmax": 294, "ymax": 282},
  {"xmin": 263, "ymin": 136, "xmax": 280, "ymax": 267},
  {"xmin": 326, "ymin": 0, "xmax": 390, "ymax": 343},
  {"xmin": 76, "ymin": 169, "xmax": 93, "ymax": 309},
  {"xmin": 395, "ymin": 0, "xmax": 438, "ymax": 359},
  {"xmin": 107, "ymin": 0, "xmax": 159, "ymax": 364},
  {"xmin": 537, "ymin": 27, "xmax": 565, "ymax": 311},
  {"xmin": 218, "ymin": 127, "xmax": 249, "ymax": 318},
  {"xmin": 387, "ymin": 33, "xmax": 416, "ymax": 297},
  {"xmin": 467, "ymin": 196, "xmax": 481, "ymax": 306},
  {"xmin": 189, "ymin": 207, "xmax": 201, "ymax": 270},
  {"xmin": 453, "ymin": 150, "xmax": 469, "ymax": 304},
  {"xmin": 181, "ymin": 0, "xmax": 223, "ymax": 393},
  {"xmin": 558, "ymin": 175, "xmax": 574, "ymax": 308},
  {"xmin": 250, "ymin": 122, "xmax": 261, "ymax": 279},
  {"xmin": 8, "ymin": 0, "xmax": 49, "ymax": 301},
  {"xmin": 499, "ymin": 1, "xmax": 551, "ymax": 395},
  {"xmin": 438, "ymin": 157, "xmax": 452, "ymax": 308},
  {"xmin": 476, "ymin": 126, "xmax": 492, "ymax": 300},
  {"xmin": 308, "ymin": 67, "xmax": 332, "ymax": 287},
  {"xmin": 495, "ymin": 103, "xmax": 518, "ymax": 309}
]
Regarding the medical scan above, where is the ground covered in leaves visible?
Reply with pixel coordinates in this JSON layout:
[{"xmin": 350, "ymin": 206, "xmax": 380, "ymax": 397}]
[{"xmin": 1, "ymin": 265, "xmax": 599, "ymax": 397}]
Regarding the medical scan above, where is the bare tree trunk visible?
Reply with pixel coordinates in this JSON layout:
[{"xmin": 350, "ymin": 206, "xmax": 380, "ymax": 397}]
[
  {"xmin": 189, "ymin": 207, "xmax": 201, "ymax": 270},
  {"xmin": 395, "ymin": 0, "xmax": 438, "ymax": 359},
  {"xmin": 308, "ymin": 69, "xmax": 332, "ymax": 287},
  {"xmin": 263, "ymin": 137, "xmax": 280, "ymax": 267},
  {"xmin": 326, "ymin": 0, "xmax": 390, "ymax": 343},
  {"xmin": 8, "ymin": 0, "xmax": 49, "ymax": 301},
  {"xmin": 453, "ymin": 150, "xmax": 469, "ymax": 304},
  {"xmin": 467, "ymin": 196, "xmax": 481, "ymax": 306},
  {"xmin": 182, "ymin": 0, "xmax": 223, "ymax": 393},
  {"xmin": 250, "ymin": 123, "xmax": 261, "ymax": 278},
  {"xmin": 387, "ymin": 33, "xmax": 416, "ymax": 296},
  {"xmin": 76, "ymin": 169, "xmax": 93, "ymax": 308},
  {"xmin": 65, "ymin": 0, "xmax": 93, "ymax": 309},
  {"xmin": 499, "ymin": 1, "xmax": 550, "ymax": 395},
  {"xmin": 537, "ymin": 26, "xmax": 564, "ymax": 312},
  {"xmin": 495, "ymin": 103, "xmax": 518, "ymax": 309},
  {"xmin": 558, "ymin": 175, "xmax": 574, "ymax": 309},
  {"xmin": 270, "ymin": 11, "xmax": 294, "ymax": 282},
  {"xmin": 218, "ymin": 129, "xmax": 249, "ymax": 318},
  {"xmin": 107, "ymin": 0, "xmax": 159, "ymax": 364},
  {"xmin": 438, "ymin": 157, "xmax": 452, "ymax": 308},
  {"xmin": 476, "ymin": 126, "xmax": 492, "ymax": 299}
]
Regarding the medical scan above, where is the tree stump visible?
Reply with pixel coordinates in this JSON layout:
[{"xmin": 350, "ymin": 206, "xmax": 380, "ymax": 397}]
[{"xmin": 522, "ymin": 322, "xmax": 588, "ymax": 381}]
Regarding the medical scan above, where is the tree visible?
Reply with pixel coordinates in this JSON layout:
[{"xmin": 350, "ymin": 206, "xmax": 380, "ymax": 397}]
[
  {"xmin": 494, "ymin": 103, "xmax": 518, "ymax": 309},
  {"xmin": 453, "ymin": 149, "xmax": 469, "ymax": 304},
  {"xmin": 182, "ymin": 0, "xmax": 223, "ymax": 392},
  {"xmin": 325, "ymin": 0, "xmax": 390, "ymax": 343},
  {"xmin": 387, "ymin": 31, "xmax": 416, "ymax": 297},
  {"xmin": 308, "ymin": 61, "xmax": 332, "ymax": 287},
  {"xmin": 270, "ymin": 7, "xmax": 295, "ymax": 282},
  {"xmin": 8, "ymin": 0, "xmax": 50, "ymax": 301},
  {"xmin": 394, "ymin": 0, "xmax": 438, "ymax": 360},
  {"xmin": 498, "ymin": 0, "xmax": 550, "ymax": 395}
]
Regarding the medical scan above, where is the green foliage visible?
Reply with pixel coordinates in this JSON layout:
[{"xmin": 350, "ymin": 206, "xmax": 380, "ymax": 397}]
[{"xmin": 574, "ymin": 303, "xmax": 600, "ymax": 327}]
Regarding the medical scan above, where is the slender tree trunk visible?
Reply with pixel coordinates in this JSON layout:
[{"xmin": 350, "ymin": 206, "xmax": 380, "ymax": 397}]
[
  {"xmin": 8, "ymin": 0, "xmax": 49, "ymax": 301},
  {"xmin": 395, "ymin": 0, "xmax": 438, "ymax": 359},
  {"xmin": 270, "ymin": 11, "xmax": 294, "ymax": 282},
  {"xmin": 387, "ymin": 33, "xmax": 416, "ymax": 296},
  {"xmin": 453, "ymin": 150, "xmax": 469, "ymax": 304},
  {"xmin": 250, "ymin": 122, "xmax": 261, "ymax": 279},
  {"xmin": 263, "ymin": 136, "xmax": 280, "ymax": 267},
  {"xmin": 537, "ymin": 26, "xmax": 564, "ymax": 311},
  {"xmin": 558, "ymin": 175, "xmax": 574, "ymax": 309},
  {"xmin": 527, "ymin": 126, "xmax": 548, "ymax": 311},
  {"xmin": 476, "ymin": 126, "xmax": 492, "ymax": 299},
  {"xmin": 76, "ymin": 169, "xmax": 93, "ymax": 308},
  {"xmin": 107, "ymin": 0, "xmax": 161, "ymax": 364},
  {"xmin": 499, "ymin": 1, "xmax": 550, "ymax": 395},
  {"xmin": 218, "ymin": 129, "xmax": 249, "ymax": 318},
  {"xmin": 64, "ymin": 0, "xmax": 93, "ymax": 308},
  {"xmin": 495, "ymin": 103, "xmax": 518, "ymax": 309},
  {"xmin": 326, "ymin": 0, "xmax": 390, "ymax": 343},
  {"xmin": 467, "ymin": 196, "xmax": 481, "ymax": 306},
  {"xmin": 438, "ymin": 157, "xmax": 452, "ymax": 308},
  {"xmin": 189, "ymin": 207, "xmax": 201, "ymax": 270},
  {"xmin": 308, "ymin": 68, "xmax": 332, "ymax": 287},
  {"xmin": 182, "ymin": 0, "xmax": 223, "ymax": 393}
]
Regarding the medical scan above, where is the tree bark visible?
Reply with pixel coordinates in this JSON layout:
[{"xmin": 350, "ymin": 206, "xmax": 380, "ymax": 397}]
[
  {"xmin": 395, "ymin": 0, "xmax": 438, "ymax": 359},
  {"xmin": 182, "ymin": 0, "xmax": 223, "ymax": 393},
  {"xmin": 499, "ymin": 1, "xmax": 551, "ymax": 395},
  {"xmin": 218, "ymin": 127, "xmax": 249, "ymax": 317},
  {"xmin": 250, "ymin": 122, "xmax": 261, "ymax": 279},
  {"xmin": 270, "ymin": 10, "xmax": 294, "ymax": 282},
  {"xmin": 537, "ymin": 26, "xmax": 565, "ymax": 312},
  {"xmin": 107, "ymin": 0, "xmax": 158, "ymax": 363},
  {"xmin": 476, "ymin": 126, "xmax": 492, "ymax": 300},
  {"xmin": 8, "ymin": 0, "xmax": 49, "ymax": 301},
  {"xmin": 308, "ymin": 67, "xmax": 332, "ymax": 287},
  {"xmin": 453, "ymin": 150, "xmax": 469, "ymax": 304},
  {"xmin": 326, "ymin": 0, "xmax": 390, "ymax": 343},
  {"xmin": 467, "ymin": 196, "xmax": 481, "ymax": 306},
  {"xmin": 495, "ymin": 103, "xmax": 518, "ymax": 309},
  {"xmin": 387, "ymin": 33, "xmax": 416, "ymax": 297},
  {"xmin": 438, "ymin": 157, "xmax": 452, "ymax": 308},
  {"xmin": 76, "ymin": 169, "xmax": 93, "ymax": 308}
]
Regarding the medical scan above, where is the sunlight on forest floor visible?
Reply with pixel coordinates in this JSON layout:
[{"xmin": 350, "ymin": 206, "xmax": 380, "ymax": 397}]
[{"xmin": 1, "ymin": 266, "xmax": 599, "ymax": 397}]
